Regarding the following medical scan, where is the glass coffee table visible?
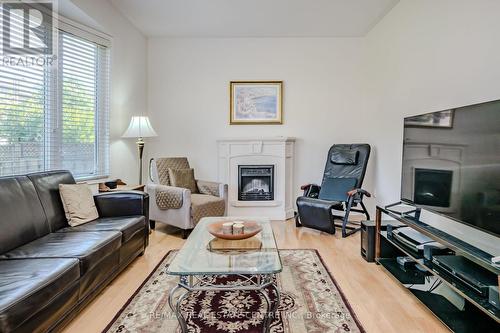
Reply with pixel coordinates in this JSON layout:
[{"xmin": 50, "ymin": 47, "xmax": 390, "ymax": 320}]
[{"xmin": 167, "ymin": 217, "xmax": 282, "ymax": 333}]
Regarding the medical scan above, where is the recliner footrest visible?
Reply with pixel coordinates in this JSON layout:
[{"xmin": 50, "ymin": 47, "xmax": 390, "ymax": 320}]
[{"xmin": 296, "ymin": 196, "xmax": 341, "ymax": 234}]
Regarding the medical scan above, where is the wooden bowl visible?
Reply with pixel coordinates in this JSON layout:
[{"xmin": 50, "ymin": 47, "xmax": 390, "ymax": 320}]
[{"xmin": 207, "ymin": 220, "xmax": 262, "ymax": 240}]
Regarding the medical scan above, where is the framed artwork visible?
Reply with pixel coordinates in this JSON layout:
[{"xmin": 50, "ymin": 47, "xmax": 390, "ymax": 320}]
[
  {"xmin": 404, "ymin": 110, "xmax": 454, "ymax": 128},
  {"xmin": 230, "ymin": 81, "xmax": 283, "ymax": 124}
]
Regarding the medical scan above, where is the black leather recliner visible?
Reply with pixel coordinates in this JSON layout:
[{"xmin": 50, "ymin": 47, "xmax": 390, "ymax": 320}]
[
  {"xmin": 296, "ymin": 144, "xmax": 371, "ymax": 237},
  {"xmin": 0, "ymin": 171, "xmax": 149, "ymax": 333}
]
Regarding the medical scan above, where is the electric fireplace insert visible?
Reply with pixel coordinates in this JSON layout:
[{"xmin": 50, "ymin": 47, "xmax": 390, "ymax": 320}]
[{"xmin": 238, "ymin": 165, "xmax": 274, "ymax": 201}]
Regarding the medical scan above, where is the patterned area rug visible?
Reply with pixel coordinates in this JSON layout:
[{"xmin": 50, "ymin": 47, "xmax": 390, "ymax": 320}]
[{"xmin": 104, "ymin": 249, "xmax": 365, "ymax": 333}]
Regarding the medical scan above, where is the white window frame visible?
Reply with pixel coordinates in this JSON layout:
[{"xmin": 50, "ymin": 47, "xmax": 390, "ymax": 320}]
[
  {"xmin": 0, "ymin": 12, "xmax": 112, "ymax": 180},
  {"xmin": 56, "ymin": 18, "xmax": 111, "ymax": 181}
]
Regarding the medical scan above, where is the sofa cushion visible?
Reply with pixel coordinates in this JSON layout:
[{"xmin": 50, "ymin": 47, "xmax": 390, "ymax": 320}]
[
  {"xmin": 0, "ymin": 176, "xmax": 50, "ymax": 254},
  {"xmin": 191, "ymin": 194, "xmax": 225, "ymax": 224},
  {"xmin": 59, "ymin": 184, "xmax": 99, "ymax": 226},
  {"xmin": 27, "ymin": 171, "xmax": 76, "ymax": 232},
  {"xmin": 0, "ymin": 258, "xmax": 79, "ymax": 332},
  {"xmin": 0, "ymin": 231, "xmax": 121, "ymax": 275},
  {"xmin": 57, "ymin": 216, "xmax": 146, "ymax": 243}
]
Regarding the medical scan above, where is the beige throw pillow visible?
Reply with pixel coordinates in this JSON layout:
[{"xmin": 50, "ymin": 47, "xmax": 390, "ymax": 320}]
[
  {"xmin": 168, "ymin": 168, "xmax": 198, "ymax": 193},
  {"xmin": 59, "ymin": 184, "xmax": 99, "ymax": 226}
]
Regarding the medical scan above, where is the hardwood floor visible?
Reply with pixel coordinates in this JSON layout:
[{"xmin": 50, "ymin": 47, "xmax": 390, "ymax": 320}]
[{"xmin": 62, "ymin": 220, "xmax": 448, "ymax": 333}]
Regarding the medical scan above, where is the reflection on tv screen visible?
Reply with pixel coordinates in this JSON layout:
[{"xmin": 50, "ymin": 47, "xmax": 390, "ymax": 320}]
[{"xmin": 401, "ymin": 100, "xmax": 500, "ymax": 237}]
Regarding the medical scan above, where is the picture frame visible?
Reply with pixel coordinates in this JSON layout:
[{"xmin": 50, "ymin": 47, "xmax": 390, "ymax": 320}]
[
  {"xmin": 404, "ymin": 109, "xmax": 454, "ymax": 128},
  {"xmin": 230, "ymin": 81, "xmax": 283, "ymax": 124}
]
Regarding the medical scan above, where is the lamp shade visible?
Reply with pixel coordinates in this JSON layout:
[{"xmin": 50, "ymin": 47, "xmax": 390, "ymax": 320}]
[{"xmin": 122, "ymin": 116, "xmax": 158, "ymax": 138}]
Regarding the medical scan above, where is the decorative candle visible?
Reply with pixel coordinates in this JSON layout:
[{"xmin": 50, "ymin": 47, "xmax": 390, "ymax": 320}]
[
  {"xmin": 233, "ymin": 222, "xmax": 244, "ymax": 235},
  {"xmin": 222, "ymin": 222, "xmax": 234, "ymax": 235}
]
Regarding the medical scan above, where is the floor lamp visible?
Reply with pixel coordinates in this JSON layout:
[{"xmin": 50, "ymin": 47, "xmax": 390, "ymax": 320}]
[{"xmin": 122, "ymin": 116, "xmax": 158, "ymax": 184}]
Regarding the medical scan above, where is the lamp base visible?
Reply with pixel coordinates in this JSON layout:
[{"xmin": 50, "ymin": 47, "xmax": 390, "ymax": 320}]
[{"xmin": 137, "ymin": 138, "xmax": 145, "ymax": 184}]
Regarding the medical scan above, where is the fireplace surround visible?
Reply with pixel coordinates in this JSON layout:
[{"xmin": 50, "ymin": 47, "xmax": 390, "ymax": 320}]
[{"xmin": 217, "ymin": 137, "xmax": 295, "ymax": 219}]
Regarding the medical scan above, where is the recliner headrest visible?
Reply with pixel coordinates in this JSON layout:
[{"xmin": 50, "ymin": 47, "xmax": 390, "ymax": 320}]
[{"xmin": 330, "ymin": 150, "xmax": 359, "ymax": 165}]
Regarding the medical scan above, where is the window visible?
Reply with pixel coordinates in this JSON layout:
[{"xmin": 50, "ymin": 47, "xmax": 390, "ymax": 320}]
[
  {"xmin": 0, "ymin": 15, "xmax": 110, "ymax": 179},
  {"xmin": 58, "ymin": 31, "xmax": 110, "ymax": 178}
]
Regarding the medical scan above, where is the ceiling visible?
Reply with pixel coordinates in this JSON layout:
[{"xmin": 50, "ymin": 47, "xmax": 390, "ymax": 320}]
[{"xmin": 109, "ymin": 0, "xmax": 399, "ymax": 37}]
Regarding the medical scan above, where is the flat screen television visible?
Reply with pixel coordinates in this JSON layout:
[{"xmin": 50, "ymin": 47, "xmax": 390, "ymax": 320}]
[{"xmin": 401, "ymin": 99, "xmax": 500, "ymax": 237}]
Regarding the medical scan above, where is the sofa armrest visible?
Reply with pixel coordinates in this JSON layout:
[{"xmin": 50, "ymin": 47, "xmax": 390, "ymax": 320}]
[
  {"xmin": 94, "ymin": 191, "xmax": 150, "ymax": 247},
  {"xmin": 196, "ymin": 179, "xmax": 227, "ymax": 198},
  {"xmin": 147, "ymin": 184, "xmax": 191, "ymax": 210},
  {"xmin": 94, "ymin": 191, "xmax": 149, "ymax": 218}
]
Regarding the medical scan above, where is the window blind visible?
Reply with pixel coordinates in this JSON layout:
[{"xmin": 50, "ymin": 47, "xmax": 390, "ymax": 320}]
[
  {"xmin": 0, "ymin": 8, "xmax": 48, "ymax": 175},
  {"xmin": 57, "ymin": 31, "xmax": 110, "ymax": 179},
  {"xmin": 0, "ymin": 64, "xmax": 46, "ymax": 175},
  {"xmin": 0, "ymin": 13, "xmax": 110, "ymax": 179}
]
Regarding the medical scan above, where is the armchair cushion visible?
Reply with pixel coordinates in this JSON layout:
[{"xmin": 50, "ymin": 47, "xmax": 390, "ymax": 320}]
[
  {"xmin": 191, "ymin": 194, "xmax": 225, "ymax": 224},
  {"xmin": 197, "ymin": 180, "xmax": 222, "ymax": 197},
  {"xmin": 155, "ymin": 157, "xmax": 190, "ymax": 185},
  {"xmin": 168, "ymin": 168, "xmax": 198, "ymax": 193},
  {"xmin": 155, "ymin": 186, "xmax": 185, "ymax": 210}
]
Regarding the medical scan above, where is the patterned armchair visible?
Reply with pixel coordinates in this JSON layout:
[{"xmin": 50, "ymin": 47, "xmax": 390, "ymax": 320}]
[{"xmin": 146, "ymin": 157, "xmax": 228, "ymax": 238}]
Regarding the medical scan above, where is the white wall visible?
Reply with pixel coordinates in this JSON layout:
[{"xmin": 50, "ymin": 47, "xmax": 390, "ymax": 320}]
[
  {"xmin": 142, "ymin": 0, "xmax": 500, "ymax": 217},
  {"xmin": 146, "ymin": 0, "xmax": 500, "ymax": 215},
  {"xmin": 71, "ymin": 0, "xmax": 147, "ymax": 183},
  {"xmin": 365, "ymin": 0, "xmax": 500, "ymax": 206},
  {"xmin": 147, "ymin": 37, "xmax": 379, "ymax": 211}
]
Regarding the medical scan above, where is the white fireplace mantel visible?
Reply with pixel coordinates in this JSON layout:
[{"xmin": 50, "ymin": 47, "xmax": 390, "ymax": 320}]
[{"xmin": 217, "ymin": 136, "xmax": 295, "ymax": 220}]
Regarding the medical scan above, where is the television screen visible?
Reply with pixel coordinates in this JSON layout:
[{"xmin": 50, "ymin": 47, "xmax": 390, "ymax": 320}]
[{"xmin": 401, "ymin": 100, "xmax": 500, "ymax": 237}]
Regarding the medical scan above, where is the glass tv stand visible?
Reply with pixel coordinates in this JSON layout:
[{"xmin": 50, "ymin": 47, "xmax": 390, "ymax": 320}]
[{"xmin": 375, "ymin": 203, "xmax": 499, "ymax": 332}]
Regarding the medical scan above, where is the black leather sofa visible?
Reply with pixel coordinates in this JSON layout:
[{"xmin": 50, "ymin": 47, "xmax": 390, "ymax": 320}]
[{"xmin": 0, "ymin": 171, "xmax": 149, "ymax": 333}]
